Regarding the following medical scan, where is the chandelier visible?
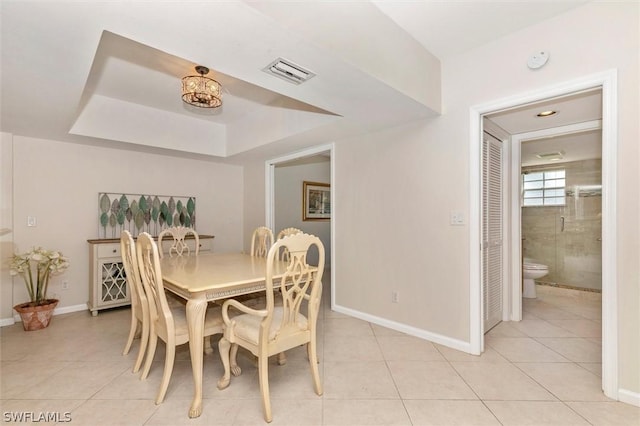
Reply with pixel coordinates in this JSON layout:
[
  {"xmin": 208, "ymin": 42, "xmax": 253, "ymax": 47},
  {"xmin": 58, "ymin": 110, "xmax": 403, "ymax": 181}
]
[{"xmin": 181, "ymin": 65, "xmax": 222, "ymax": 108}]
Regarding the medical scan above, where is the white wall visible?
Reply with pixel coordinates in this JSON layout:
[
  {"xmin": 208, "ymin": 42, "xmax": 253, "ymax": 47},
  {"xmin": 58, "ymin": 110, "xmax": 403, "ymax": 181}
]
[
  {"xmin": 3, "ymin": 135, "xmax": 244, "ymax": 321},
  {"xmin": 242, "ymin": 1, "xmax": 639, "ymax": 399},
  {"xmin": 274, "ymin": 158, "xmax": 331, "ymax": 265},
  {"xmin": 439, "ymin": 1, "xmax": 638, "ymax": 397}
]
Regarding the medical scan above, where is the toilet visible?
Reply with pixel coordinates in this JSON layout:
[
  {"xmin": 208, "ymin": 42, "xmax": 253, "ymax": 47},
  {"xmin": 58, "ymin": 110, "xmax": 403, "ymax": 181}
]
[{"xmin": 523, "ymin": 258, "xmax": 549, "ymax": 298}]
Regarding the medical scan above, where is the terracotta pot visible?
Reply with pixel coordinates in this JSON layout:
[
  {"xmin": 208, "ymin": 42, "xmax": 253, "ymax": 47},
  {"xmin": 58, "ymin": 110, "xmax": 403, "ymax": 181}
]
[{"xmin": 13, "ymin": 299, "xmax": 59, "ymax": 331}]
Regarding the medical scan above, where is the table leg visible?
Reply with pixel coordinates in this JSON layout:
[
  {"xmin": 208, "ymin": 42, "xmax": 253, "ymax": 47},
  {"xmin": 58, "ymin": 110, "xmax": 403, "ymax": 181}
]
[{"xmin": 186, "ymin": 296, "xmax": 207, "ymax": 418}]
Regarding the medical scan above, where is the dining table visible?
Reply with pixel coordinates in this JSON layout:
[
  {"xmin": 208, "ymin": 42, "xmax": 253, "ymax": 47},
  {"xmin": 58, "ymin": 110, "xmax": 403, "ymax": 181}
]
[{"xmin": 159, "ymin": 252, "xmax": 289, "ymax": 418}]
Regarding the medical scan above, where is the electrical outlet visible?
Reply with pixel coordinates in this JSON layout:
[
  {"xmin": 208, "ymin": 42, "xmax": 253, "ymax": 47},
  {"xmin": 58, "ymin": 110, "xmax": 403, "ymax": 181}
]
[
  {"xmin": 392, "ymin": 291, "xmax": 399, "ymax": 303},
  {"xmin": 62, "ymin": 281, "xmax": 69, "ymax": 290},
  {"xmin": 27, "ymin": 216, "xmax": 37, "ymax": 227}
]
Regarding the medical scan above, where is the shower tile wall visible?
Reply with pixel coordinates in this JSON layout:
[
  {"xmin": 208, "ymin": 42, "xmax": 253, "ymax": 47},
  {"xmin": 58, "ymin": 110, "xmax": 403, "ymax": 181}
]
[{"xmin": 522, "ymin": 159, "xmax": 602, "ymax": 291}]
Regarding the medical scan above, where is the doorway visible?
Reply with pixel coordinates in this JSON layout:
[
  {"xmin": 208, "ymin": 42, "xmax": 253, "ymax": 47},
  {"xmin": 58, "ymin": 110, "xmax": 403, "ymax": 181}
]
[
  {"xmin": 513, "ymin": 120, "xmax": 603, "ymax": 305},
  {"xmin": 265, "ymin": 143, "xmax": 336, "ymax": 308},
  {"xmin": 470, "ymin": 70, "xmax": 618, "ymax": 400}
]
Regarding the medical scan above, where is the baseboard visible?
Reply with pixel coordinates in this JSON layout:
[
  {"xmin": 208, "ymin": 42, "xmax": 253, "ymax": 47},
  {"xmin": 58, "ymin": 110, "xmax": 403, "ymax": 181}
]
[
  {"xmin": 0, "ymin": 317, "xmax": 15, "ymax": 327},
  {"xmin": 8, "ymin": 303, "xmax": 89, "ymax": 324},
  {"xmin": 332, "ymin": 303, "xmax": 472, "ymax": 353},
  {"xmin": 618, "ymin": 388, "xmax": 640, "ymax": 407}
]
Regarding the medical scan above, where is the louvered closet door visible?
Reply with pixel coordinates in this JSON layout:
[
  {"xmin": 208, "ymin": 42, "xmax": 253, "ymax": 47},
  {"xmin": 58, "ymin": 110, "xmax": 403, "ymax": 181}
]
[{"xmin": 482, "ymin": 132, "xmax": 503, "ymax": 332}]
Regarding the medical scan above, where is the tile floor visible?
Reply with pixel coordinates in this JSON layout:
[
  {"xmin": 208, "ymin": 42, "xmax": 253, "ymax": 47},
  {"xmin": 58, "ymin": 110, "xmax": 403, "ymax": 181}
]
[{"xmin": 1, "ymin": 282, "xmax": 639, "ymax": 425}]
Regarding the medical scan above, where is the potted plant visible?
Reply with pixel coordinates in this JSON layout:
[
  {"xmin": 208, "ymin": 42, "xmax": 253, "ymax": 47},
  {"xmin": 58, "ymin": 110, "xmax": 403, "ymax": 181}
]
[{"xmin": 9, "ymin": 247, "xmax": 69, "ymax": 331}]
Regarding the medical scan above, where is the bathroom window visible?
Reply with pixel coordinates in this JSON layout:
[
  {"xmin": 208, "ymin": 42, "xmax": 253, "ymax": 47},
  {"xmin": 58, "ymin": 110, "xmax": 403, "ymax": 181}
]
[{"xmin": 522, "ymin": 169, "xmax": 566, "ymax": 206}]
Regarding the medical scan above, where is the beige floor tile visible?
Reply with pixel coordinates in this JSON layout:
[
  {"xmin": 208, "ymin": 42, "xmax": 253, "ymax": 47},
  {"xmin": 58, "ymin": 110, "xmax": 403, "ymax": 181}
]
[
  {"xmin": 404, "ymin": 400, "xmax": 500, "ymax": 425},
  {"xmin": 322, "ymin": 399, "xmax": 412, "ymax": 425},
  {"xmin": 262, "ymin": 357, "xmax": 325, "ymax": 400},
  {"xmin": 0, "ymin": 275, "xmax": 622, "ymax": 426},
  {"xmin": 322, "ymin": 306, "xmax": 349, "ymax": 319},
  {"xmin": 0, "ymin": 361, "xmax": 71, "ymax": 399},
  {"xmin": 485, "ymin": 401, "xmax": 590, "ymax": 425},
  {"xmin": 371, "ymin": 323, "xmax": 409, "ymax": 337},
  {"xmin": 145, "ymin": 398, "xmax": 241, "ymax": 425},
  {"xmin": 563, "ymin": 304, "xmax": 602, "ymax": 321},
  {"xmin": 323, "ymin": 317, "xmax": 373, "ymax": 336},
  {"xmin": 567, "ymin": 401, "xmax": 640, "ymax": 425},
  {"xmin": 516, "ymin": 362, "xmax": 611, "ymax": 401},
  {"xmin": 451, "ymin": 362, "xmax": 556, "ymax": 401},
  {"xmin": 434, "ymin": 344, "xmax": 508, "ymax": 363},
  {"xmin": 522, "ymin": 310, "xmax": 541, "ymax": 320},
  {"xmin": 233, "ymin": 397, "xmax": 322, "ymax": 425},
  {"xmin": 486, "ymin": 321, "xmax": 528, "ymax": 337},
  {"xmin": 13, "ymin": 360, "xmax": 130, "ymax": 400},
  {"xmin": 0, "ymin": 399, "xmax": 85, "ymax": 425},
  {"xmin": 510, "ymin": 319, "xmax": 578, "ymax": 337},
  {"xmin": 486, "ymin": 337, "xmax": 570, "ymax": 362},
  {"xmin": 523, "ymin": 303, "xmax": 583, "ymax": 320},
  {"xmin": 63, "ymin": 398, "xmax": 159, "ymax": 425},
  {"xmin": 387, "ymin": 361, "xmax": 477, "ymax": 400},
  {"xmin": 578, "ymin": 362, "xmax": 602, "ymax": 377},
  {"xmin": 323, "ymin": 361, "xmax": 399, "ymax": 399},
  {"xmin": 547, "ymin": 319, "xmax": 602, "ymax": 337},
  {"xmin": 323, "ymin": 335, "xmax": 383, "ymax": 362},
  {"xmin": 535, "ymin": 337, "xmax": 602, "ymax": 363},
  {"xmin": 376, "ymin": 335, "xmax": 445, "ymax": 361}
]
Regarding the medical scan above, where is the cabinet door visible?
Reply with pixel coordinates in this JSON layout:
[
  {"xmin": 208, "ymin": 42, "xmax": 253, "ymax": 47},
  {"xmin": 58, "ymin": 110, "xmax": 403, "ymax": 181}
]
[{"xmin": 98, "ymin": 258, "xmax": 129, "ymax": 306}]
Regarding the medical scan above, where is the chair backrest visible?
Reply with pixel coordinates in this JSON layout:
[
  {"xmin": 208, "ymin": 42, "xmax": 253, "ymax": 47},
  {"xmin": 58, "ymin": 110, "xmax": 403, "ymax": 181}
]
[
  {"xmin": 157, "ymin": 226, "xmax": 199, "ymax": 258},
  {"xmin": 120, "ymin": 230, "xmax": 147, "ymax": 319},
  {"xmin": 276, "ymin": 227, "xmax": 302, "ymax": 261},
  {"xmin": 264, "ymin": 233, "xmax": 325, "ymax": 337},
  {"xmin": 250, "ymin": 226, "xmax": 274, "ymax": 258},
  {"xmin": 136, "ymin": 232, "xmax": 174, "ymax": 339}
]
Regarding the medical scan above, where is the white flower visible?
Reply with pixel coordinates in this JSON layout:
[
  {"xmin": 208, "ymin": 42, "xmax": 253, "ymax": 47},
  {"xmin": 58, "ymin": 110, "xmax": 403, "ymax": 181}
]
[{"xmin": 9, "ymin": 247, "xmax": 70, "ymax": 305}]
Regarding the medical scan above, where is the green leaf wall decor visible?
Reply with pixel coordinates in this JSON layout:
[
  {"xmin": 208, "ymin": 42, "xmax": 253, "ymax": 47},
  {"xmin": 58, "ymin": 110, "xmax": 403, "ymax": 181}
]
[{"xmin": 98, "ymin": 193, "xmax": 196, "ymax": 238}]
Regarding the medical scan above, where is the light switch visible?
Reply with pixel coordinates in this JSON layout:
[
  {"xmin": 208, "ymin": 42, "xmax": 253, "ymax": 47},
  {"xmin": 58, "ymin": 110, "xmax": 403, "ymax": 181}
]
[
  {"xmin": 27, "ymin": 216, "xmax": 37, "ymax": 227},
  {"xmin": 450, "ymin": 211, "xmax": 465, "ymax": 226}
]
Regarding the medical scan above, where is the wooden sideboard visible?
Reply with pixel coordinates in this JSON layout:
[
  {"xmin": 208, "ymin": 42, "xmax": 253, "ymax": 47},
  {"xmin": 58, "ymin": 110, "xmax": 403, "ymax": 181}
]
[{"xmin": 87, "ymin": 234, "xmax": 214, "ymax": 316}]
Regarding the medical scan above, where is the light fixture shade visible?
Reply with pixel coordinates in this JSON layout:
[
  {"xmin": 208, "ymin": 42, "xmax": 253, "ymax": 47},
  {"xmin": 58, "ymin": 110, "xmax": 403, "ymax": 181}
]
[{"xmin": 181, "ymin": 66, "xmax": 222, "ymax": 108}]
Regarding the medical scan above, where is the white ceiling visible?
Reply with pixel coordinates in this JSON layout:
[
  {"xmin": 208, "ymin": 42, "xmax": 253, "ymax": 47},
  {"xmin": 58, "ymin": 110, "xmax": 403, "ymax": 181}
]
[{"xmin": 0, "ymin": 1, "xmax": 590, "ymax": 163}]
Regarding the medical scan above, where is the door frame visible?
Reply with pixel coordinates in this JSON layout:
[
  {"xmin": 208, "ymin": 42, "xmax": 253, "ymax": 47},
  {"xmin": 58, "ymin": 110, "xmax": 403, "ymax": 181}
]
[
  {"xmin": 469, "ymin": 70, "xmax": 618, "ymax": 399},
  {"xmin": 265, "ymin": 142, "xmax": 336, "ymax": 307}
]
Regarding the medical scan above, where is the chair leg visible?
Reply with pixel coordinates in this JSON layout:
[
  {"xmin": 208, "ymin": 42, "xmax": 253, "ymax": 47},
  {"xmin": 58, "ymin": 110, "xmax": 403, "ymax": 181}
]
[
  {"xmin": 204, "ymin": 335, "xmax": 213, "ymax": 355},
  {"xmin": 140, "ymin": 332, "xmax": 157, "ymax": 380},
  {"xmin": 230, "ymin": 343, "xmax": 241, "ymax": 376},
  {"xmin": 156, "ymin": 340, "xmax": 175, "ymax": 404},
  {"xmin": 216, "ymin": 337, "xmax": 232, "ymax": 390},
  {"xmin": 308, "ymin": 339, "xmax": 323, "ymax": 395},
  {"xmin": 276, "ymin": 351, "xmax": 287, "ymax": 366},
  {"xmin": 258, "ymin": 353, "xmax": 272, "ymax": 423},
  {"xmin": 122, "ymin": 314, "xmax": 138, "ymax": 355},
  {"xmin": 132, "ymin": 318, "xmax": 149, "ymax": 373}
]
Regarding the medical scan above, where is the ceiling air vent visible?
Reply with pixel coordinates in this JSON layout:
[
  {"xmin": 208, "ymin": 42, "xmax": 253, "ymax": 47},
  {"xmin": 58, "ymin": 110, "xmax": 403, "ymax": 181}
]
[
  {"xmin": 535, "ymin": 151, "xmax": 565, "ymax": 161},
  {"xmin": 263, "ymin": 58, "xmax": 315, "ymax": 85}
]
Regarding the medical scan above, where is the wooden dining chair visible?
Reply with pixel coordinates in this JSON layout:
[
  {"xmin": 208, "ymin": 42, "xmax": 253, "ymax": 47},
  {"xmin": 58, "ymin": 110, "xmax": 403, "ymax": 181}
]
[
  {"xmin": 120, "ymin": 230, "xmax": 149, "ymax": 374},
  {"xmin": 250, "ymin": 226, "xmax": 274, "ymax": 258},
  {"xmin": 240, "ymin": 225, "xmax": 276, "ymax": 307},
  {"xmin": 276, "ymin": 227, "xmax": 302, "ymax": 262},
  {"xmin": 136, "ymin": 232, "xmax": 225, "ymax": 404},
  {"xmin": 157, "ymin": 226, "xmax": 199, "ymax": 258},
  {"xmin": 217, "ymin": 232, "xmax": 325, "ymax": 423}
]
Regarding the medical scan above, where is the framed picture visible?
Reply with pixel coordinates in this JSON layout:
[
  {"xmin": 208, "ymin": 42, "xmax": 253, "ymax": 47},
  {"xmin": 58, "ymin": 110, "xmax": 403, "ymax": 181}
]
[{"xmin": 303, "ymin": 181, "xmax": 330, "ymax": 221}]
